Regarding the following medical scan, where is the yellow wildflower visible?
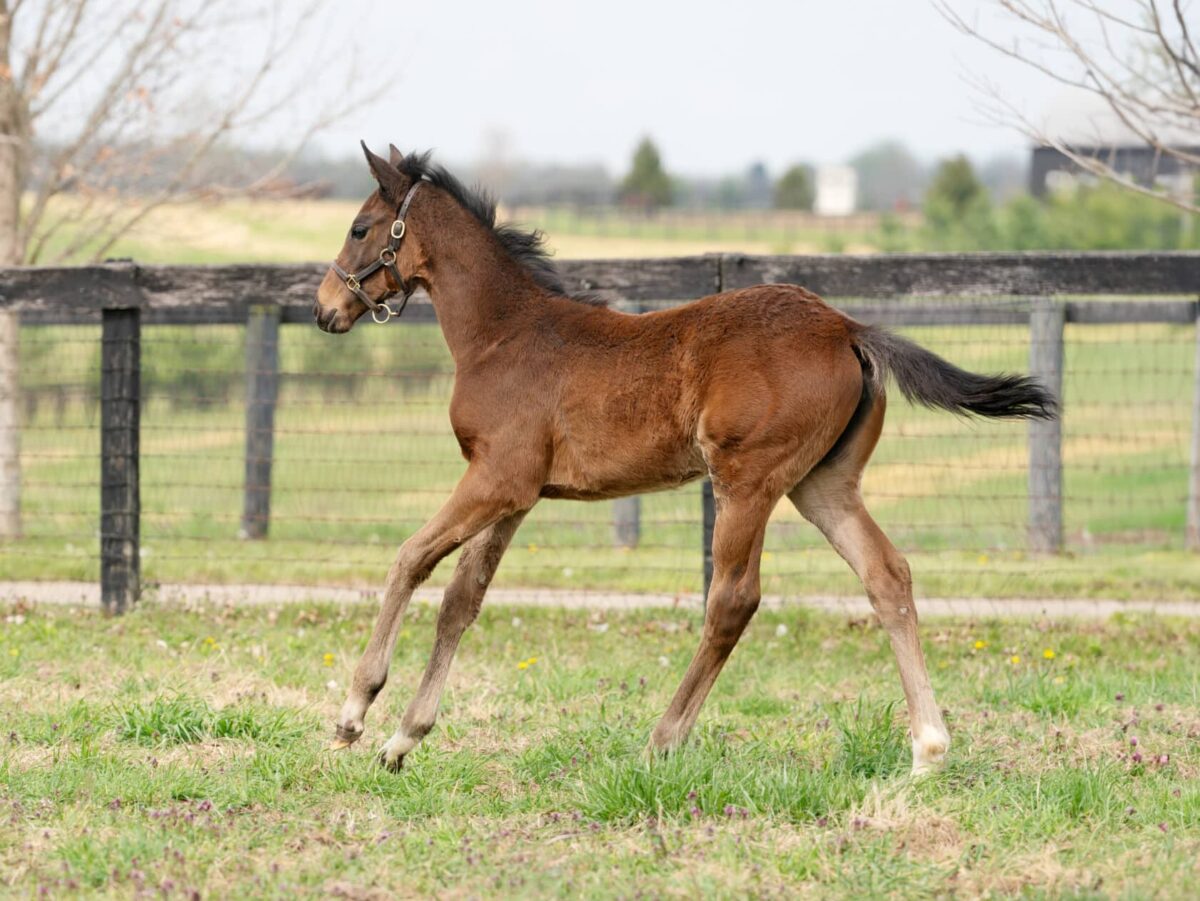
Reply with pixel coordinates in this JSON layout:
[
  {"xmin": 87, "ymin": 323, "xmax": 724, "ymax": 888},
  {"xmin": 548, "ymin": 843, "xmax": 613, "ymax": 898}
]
[
  {"xmin": 1043, "ymin": 648, "xmax": 1056, "ymax": 660},
  {"xmin": 323, "ymin": 653, "xmax": 335, "ymax": 667},
  {"xmin": 973, "ymin": 640, "xmax": 987, "ymax": 650},
  {"xmin": 1010, "ymin": 655, "xmax": 1021, "ymax": 665},
  {"xmin": 517, "ymin": 661, "xmax": 529, "ymax": 670}
]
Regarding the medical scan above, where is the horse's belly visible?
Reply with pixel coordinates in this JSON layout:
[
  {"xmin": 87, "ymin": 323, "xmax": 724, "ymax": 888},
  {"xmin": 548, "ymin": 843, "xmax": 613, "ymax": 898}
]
[{"xmin": 541, "ymin": 440, "xmax": 706, "ymax": 500}]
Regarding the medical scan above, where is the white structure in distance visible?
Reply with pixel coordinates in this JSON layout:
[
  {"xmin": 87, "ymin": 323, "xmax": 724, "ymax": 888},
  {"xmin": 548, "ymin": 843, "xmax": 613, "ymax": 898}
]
[{"xmin": 815, "ymin": 165, "xmax": 858, "ymax": 216}]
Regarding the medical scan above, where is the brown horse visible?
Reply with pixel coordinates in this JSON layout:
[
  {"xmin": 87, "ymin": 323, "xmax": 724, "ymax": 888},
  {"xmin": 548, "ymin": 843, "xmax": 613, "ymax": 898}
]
[{"xmin": 315, "ymin": 144, "xmax": 1055, "ymax": 775}]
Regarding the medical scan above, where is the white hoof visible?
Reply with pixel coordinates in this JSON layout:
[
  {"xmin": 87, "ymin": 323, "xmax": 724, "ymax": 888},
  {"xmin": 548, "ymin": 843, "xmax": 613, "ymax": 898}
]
[
  {"xmin": 911, "ymin": 724, "xmax": 950, "ymax": 776},
  {"xmin": 377, "ymin": 731, "xmax": 418, "ymax": 772}
]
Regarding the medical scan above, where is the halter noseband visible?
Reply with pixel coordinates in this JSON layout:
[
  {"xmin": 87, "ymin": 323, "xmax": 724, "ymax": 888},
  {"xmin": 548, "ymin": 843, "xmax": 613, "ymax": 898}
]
[{"xmin": 330, "ymin": 179, "xmax": 424, "ymax": 324}]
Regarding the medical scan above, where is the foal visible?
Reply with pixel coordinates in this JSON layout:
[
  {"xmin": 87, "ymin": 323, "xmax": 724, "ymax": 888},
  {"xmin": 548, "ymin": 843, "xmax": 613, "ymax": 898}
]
[{"xmin": 315, "ymin": 144, "xmax": 1055, "ymax": 775}]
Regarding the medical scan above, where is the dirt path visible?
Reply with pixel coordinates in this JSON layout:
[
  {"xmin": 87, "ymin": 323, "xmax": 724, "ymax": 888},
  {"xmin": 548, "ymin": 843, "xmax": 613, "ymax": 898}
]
[{"xmin": 3, "ymin": 580, "xmax": 1200, "ymax": 618}]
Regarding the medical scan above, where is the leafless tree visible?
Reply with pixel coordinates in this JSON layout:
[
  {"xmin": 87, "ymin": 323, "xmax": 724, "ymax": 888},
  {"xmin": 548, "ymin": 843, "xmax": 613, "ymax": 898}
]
[
  {"xmin": 0, "ymin": 0, "xmax": 380, "ymax": 537},
  {"xmin": 937, "ymin": 0, "xmax": 1200, "ymax": 214}
]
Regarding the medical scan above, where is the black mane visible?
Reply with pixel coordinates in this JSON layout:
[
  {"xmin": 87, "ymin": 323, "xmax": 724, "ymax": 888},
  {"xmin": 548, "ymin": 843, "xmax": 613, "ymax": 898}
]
[{"xmin": 396, "ymin": 150, "xmax": 581, "ymax": 299}]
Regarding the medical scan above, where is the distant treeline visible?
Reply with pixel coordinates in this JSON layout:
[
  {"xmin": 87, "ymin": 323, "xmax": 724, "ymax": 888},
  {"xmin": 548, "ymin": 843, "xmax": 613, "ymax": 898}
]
[{"xmin": 35, "ymin": 137, "xmax": 1029, "ymax": 212}]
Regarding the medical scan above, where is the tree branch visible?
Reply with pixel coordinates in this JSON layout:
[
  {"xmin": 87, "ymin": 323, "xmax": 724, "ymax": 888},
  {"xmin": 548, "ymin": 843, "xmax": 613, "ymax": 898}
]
[{"xmin": 937, "ymin": 0, "xmax": 1200, "ymax": 210}]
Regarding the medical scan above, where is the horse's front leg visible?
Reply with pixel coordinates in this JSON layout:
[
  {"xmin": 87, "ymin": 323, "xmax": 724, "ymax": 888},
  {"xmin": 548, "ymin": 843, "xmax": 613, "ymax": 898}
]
[
  {"xmin": 331, "ymin": 465, "xmax": 534, "ymax": 749},
  {"xmin": 376, "ymin": 510, "xmax": 526, "ymax": 770}
]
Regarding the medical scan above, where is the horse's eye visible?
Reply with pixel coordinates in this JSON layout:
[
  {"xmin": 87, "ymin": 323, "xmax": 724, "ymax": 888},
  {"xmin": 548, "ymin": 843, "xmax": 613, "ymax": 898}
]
[{"xmin": 351, "ymin": 225, "xmax": 368, "ymax": 240}]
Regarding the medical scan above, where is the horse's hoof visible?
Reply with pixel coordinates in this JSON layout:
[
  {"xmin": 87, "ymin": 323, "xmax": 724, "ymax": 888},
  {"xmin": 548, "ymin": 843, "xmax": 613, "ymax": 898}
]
[
  {"xmin": 377, "ymin": 748, "xmax": 405, "ymax": 773},
  {"xmin": 329, "ymin": 724, "xmax": 363, "ymax": 751},
  {"xmin": 910, "ymin": 725, "xmax": 950, "ymax": 776}
]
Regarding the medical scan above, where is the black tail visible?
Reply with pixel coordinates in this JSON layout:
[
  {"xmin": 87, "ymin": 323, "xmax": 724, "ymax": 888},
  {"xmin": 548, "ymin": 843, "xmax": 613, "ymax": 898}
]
[{"xmin": 852, "ymin": 324, "xmax": 1057, "ymax": 420}]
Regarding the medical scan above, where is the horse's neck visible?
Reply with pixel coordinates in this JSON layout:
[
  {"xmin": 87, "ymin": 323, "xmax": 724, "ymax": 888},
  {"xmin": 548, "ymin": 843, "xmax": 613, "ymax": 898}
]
[{"xmin": 419, "ymin": 209, "xmax": 538, "ymax": 363}]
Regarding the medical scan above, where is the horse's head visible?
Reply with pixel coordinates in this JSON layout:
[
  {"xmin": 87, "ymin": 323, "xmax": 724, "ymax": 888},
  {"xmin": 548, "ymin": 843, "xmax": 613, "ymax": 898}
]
[{"xmin": 315, "ymin": 142, "xmax": 424, "ymax": 333}]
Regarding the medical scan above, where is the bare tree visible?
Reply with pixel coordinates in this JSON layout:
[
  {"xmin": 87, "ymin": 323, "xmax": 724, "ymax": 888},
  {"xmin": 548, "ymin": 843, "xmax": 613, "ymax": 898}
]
[
  {"xmin": 937, "ymin": 0, "xmax": 1200, "ymax": 214},
  {"xmin": 0, "ymin": 0, "xmax": 378, "ymax": 537}
]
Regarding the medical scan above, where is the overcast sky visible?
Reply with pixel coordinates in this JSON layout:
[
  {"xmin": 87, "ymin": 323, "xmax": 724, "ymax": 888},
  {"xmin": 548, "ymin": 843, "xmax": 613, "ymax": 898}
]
[{"xmin": 299, "ymin": 0, "xmax": 1076, "ymax": 175}]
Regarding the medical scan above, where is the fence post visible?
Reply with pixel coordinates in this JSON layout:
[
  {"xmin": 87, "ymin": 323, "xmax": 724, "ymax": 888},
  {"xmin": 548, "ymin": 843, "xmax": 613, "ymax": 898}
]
[
  {"xmin": 100, "ymin": 307, "xmax": 141, "ymax": 614},
  {"xmin": 1028, "ymin": 297, "xmax": 1064, "ymax": 554},
  {"xmin": 612, "ymin": 298, "xmax": 642, "ymax": 547},
  {"xmin": 613, "ymin": 495, "xmax": 640, "ymax": 548},
  {"xmin": 241, "ymin": 304, "xmax": 281, "ymax": 540},
  {"xmin": 0, "ymin": 310, "xmax": 18, "ymax": 538},
  {"xmin": 1187, "ymin": 301, "xmax": 1200, "ymax": 551},
  {"xmin": 701, "ymin": 480, "xmax": 715, "ymax": 609}
]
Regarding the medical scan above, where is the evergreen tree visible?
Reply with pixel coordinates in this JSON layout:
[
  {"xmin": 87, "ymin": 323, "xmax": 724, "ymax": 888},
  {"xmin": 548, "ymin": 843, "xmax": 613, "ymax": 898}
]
[
  {"xmin": 774, "ymin": 164, "xmax": 815, "ymax": 210},
  {"xmin": 618, "ymin": 137, "xmax": 672, "ymax": 210},
  {"xmin": 926, "ymin": 155, "xmax": 988, "ymax": 219},
  {"xmin": 923, "ymin": 155, "xmax": 997, "ymax": 250}
]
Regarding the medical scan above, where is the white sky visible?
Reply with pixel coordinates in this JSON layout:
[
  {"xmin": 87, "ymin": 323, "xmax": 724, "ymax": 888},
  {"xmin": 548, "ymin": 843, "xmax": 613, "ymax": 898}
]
[{"xmin": 299, "ymin": 0, "xmax": 1064, "ymax": 174}]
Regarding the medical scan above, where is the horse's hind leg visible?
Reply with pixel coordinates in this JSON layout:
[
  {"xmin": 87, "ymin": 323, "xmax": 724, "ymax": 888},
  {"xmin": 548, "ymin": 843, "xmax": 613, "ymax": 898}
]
[
  {"xmin": 377, "ymin": 511, "xmax": 525, "ymax": 771},
  {"xmin": 789, "ymin": 396, "xmax": 950, "ymax": 775}
]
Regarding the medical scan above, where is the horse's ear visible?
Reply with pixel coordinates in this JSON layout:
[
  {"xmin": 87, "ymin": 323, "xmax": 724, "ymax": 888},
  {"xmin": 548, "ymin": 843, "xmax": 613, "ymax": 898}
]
[
  {"xmin": 388, "ymin": 144, "xmax": 404, "ymax": 168},
  {"xmin": 361, "ymin": 140, "xmax": 403, "ymax": 201}
]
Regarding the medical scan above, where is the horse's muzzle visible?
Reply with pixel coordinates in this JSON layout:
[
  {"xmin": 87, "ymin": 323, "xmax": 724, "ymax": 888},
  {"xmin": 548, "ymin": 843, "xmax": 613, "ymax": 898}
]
[{"xmin": 314, "ymin": 302, "xmax": 345, "ymax": 334}]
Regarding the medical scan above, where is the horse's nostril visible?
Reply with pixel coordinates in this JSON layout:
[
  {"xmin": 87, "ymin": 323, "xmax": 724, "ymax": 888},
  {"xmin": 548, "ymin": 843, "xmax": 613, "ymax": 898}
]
[{"xmin": 314, "ymin": 304, "xmax": 335, "ymax": 330}]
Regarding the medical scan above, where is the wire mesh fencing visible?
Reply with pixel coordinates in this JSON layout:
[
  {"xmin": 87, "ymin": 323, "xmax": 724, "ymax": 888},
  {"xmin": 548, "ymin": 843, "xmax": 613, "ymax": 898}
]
[{"xmin": 8, "ymin": 276, "xmax": 1198, "ymax": 609}]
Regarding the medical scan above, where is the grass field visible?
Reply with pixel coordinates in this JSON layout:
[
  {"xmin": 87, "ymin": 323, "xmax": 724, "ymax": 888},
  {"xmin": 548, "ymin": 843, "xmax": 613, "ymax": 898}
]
[
  {"xmin": 40, "ymin": 197, "xmax": 798, "ymax": 264},
  {"xmin": 2, "ymin": 598, "xmax": 1199, "ymax": 897}
]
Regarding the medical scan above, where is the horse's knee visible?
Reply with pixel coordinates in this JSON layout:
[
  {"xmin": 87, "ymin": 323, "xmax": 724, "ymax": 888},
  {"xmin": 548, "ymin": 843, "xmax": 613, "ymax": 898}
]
[{"xmin": 706, "ymin": 581, "xmax": 761, "ymax": 648}]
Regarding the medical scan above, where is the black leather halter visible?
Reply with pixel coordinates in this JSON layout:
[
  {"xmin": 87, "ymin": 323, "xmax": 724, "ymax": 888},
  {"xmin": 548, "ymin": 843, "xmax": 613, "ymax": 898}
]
[{"xmin": 330, "ymin": 179, "xmax": 423, "ymax": 323}]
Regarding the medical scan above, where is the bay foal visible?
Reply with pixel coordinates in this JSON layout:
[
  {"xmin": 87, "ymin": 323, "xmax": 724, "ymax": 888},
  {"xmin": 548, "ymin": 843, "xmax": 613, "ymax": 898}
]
[{"xmin": 315, "ymin": 144, "xmax": 1055, "ymax": 774}]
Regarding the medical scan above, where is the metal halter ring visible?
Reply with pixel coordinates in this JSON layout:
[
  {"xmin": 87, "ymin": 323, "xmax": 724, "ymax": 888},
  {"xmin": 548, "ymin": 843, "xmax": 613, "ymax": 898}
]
[{"xmin": 326, "ymin": 179, "xmax": 423, "ymax": 325}]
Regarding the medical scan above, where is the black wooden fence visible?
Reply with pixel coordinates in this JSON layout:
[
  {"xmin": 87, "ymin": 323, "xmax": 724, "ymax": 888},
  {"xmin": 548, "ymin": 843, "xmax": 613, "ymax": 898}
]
[{"xmin": 2, "ymin": 251, "xmax": 1198, "ymax": 613}]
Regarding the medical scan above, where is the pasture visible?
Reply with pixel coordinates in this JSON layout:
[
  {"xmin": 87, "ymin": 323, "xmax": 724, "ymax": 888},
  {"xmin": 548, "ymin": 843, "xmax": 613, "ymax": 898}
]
[
  {"xmin": 2, "ymin": 598, "xmax": 1199, "ymax": 898},
  {"xmin": 6, "ymin": 198, "xmax": 1199, "ymax": 901},
  {"xmin": 39, "ymin": 197, "xmax": 800, "ymax": 265}
]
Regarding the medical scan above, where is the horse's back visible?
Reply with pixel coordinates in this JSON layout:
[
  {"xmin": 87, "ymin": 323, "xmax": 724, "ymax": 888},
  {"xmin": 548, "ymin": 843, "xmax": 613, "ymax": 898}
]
[{"xmin": 540, "ymin": 284, "xmax": 865, "ymax": 496}]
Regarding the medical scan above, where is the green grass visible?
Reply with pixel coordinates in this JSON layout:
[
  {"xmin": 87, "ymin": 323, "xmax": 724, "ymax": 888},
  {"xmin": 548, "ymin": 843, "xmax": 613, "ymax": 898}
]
[{"xmin": 2, "ymin": 600, "xmax": 1200, "ymax": 897}]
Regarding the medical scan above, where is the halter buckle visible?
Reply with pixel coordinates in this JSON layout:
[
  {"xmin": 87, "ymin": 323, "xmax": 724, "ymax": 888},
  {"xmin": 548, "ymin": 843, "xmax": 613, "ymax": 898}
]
[
  {"xmin": 345, "ymin": 274, "xmax": 361, "ymax": 292},
  {"xmin": 390, "ymin": 219, "xmax": 406, "ymax": 240},
  {"xmin": 379, "ymin": 248, "xmax": 397, "ymax": 265}
]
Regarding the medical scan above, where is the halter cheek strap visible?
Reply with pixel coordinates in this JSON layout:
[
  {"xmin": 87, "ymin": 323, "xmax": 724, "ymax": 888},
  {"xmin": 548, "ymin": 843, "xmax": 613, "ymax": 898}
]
[{"xmin": 330, "ymin": 178, "xmax": 424, "ymax": 324}]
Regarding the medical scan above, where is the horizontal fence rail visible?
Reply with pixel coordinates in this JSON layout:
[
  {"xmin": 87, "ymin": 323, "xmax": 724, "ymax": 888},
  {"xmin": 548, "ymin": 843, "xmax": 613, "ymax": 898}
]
[{"xmin": 1, "ymin": 252, "xmax": 1197, "ymax": 612}]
